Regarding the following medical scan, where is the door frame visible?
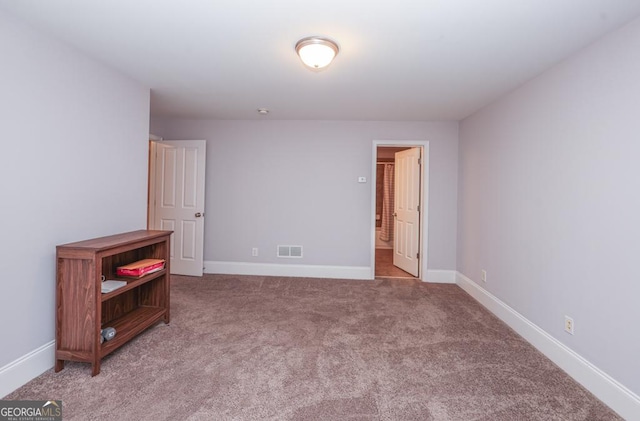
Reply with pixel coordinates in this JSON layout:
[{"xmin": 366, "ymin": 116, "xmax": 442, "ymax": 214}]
[
  {"xmin": 147, "ymin": 136, "xmax": 162, "ymax": 230},
  {"xmin": 371, "ymin": 140, "xmax": 429, "ymax": 280}
]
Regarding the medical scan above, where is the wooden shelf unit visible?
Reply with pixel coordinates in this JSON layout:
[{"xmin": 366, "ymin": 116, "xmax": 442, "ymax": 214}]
[{"xmin": 55, "ymin": 230, "xmax": 172, "ymax": 376}]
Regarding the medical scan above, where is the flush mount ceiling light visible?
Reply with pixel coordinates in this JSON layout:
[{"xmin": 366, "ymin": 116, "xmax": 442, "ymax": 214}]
[{"xmin": 295, "ymin": 37, "xmax": 339, "ymax": 70}]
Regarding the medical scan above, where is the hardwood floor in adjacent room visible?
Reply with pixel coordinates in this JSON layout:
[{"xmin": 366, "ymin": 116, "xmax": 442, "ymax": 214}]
[{"xmin": 375, "ymin": 248, "xmax": 415, "ymax": 278}]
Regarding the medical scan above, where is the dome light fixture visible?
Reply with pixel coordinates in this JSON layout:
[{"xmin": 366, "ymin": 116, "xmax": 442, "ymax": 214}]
[{"xmin": 295, "ymin": 36, "xmax": 339, "ymax": 70}]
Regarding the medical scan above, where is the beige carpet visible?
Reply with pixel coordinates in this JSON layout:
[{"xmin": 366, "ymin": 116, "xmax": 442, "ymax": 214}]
[{"xmin": 6, "ymin": 274, "xmax": 620, "ymax": 420}]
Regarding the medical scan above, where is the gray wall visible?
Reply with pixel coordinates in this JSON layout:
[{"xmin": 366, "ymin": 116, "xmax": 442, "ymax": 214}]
[
  {"xmin": 149, "ymin": 120, "xmax": 459, "ymax": 271},
  {"xmin": 458, "ymin": 18, "xmax": 640, "ymax": 395},
  {"xmin": 0, "ymin": 11, "xmax": 150, "ymax": 371}
]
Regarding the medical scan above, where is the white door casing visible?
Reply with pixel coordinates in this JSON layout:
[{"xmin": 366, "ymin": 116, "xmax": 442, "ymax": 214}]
[
  {"xmin": 150, "ymin": 140, "xmax": 206, "ymax": 276},
  {"xmin": 393, "ymin": 147, "xmax": 421, "ymax": 277}
]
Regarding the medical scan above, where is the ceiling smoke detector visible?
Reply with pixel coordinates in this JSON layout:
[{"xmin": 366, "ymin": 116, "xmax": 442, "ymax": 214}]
[{"xmin": 257, "ymin": 108, "xmax": 269, "ymax": 115}]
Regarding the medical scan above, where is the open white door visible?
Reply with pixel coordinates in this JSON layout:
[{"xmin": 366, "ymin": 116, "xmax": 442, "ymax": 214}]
[
  {"xmin": 151, "ymin": 140, "xmax": 206, "ymax": 276},
  {"xmin": 393, "ymin": 147, "xmax": 421, "ymax": 276}
]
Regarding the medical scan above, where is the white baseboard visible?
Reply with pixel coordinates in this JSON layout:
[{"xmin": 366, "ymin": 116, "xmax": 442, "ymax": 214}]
[
  {"xmin": 205, "ymin": 261, "xmax": 457, "ymax": 284},
  {"xmin": 204, "ymin": 261, "xmax": 371, "ymax": 280},
  {"xmin": 424, "ymin": 269, "xmax": 456, "ymax": 284},
  {"xmin": 0, "ymin": 340, "xmax": 54, "ymax": 398},
  {"xmin": 456, "ymin": 272, "xmax": 640, "ymax": 420}
]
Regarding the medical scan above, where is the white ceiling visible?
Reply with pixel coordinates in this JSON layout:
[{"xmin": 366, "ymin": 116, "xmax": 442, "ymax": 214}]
[{"xmin": 2, "ymin": 0, "xmax": 640, "ymax": 121}]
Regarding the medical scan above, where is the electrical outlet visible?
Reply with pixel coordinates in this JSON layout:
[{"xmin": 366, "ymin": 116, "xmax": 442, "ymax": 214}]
[
  {"xmin": 564, "ymin": 316, "xmax": 574, "ymax": 335},
  {"xmin": 252, "ymin": 247, "xmax": 258, "ymax": 257},
  {"xmin": 481, "ymin": 270, "xmax": 487, "ymax": 282}
]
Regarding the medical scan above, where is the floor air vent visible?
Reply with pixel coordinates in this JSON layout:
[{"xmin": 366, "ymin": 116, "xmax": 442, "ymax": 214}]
[{"xmin": 277, "ymin": 245, "xmax": 303, "ymax": 258}]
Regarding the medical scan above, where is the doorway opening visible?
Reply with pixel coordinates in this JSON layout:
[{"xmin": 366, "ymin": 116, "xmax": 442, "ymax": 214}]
[{"xmin": 371, "ymin": 141, "xmax": 429, "ymax": 280}]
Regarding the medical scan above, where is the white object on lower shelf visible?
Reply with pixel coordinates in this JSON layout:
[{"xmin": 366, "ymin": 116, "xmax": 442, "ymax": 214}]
[{"xmin": 101, "ymin": 280, "xmax": 127, "ymax": 293}]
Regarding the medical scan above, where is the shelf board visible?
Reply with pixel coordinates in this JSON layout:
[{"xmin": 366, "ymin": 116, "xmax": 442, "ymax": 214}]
[
  {"xmin": 100, "ymin": 269, "xmax": 167, "ymax": 302},
  {"xmin": 100, "ymin": 306, "xmax": 166, "ymax": 357}
]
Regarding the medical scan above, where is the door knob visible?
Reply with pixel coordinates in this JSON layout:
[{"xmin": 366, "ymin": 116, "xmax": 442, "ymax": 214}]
[{"xmin": 195, "ymin": 212, "xmax": 202, "ymax": 218}]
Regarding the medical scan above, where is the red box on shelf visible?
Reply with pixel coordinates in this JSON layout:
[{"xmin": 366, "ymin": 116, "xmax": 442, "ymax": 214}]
[{"xmin": 116, "ymin": 258, "xmax": 165, "ymax": 277}]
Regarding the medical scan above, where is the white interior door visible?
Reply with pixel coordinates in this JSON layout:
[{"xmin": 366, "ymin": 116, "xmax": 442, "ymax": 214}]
[
  {"xmin": 393, "ymin": 147, "xmax": 421, "ymax": 276},
  {"xmin": 151, "ymin": 140, "xmax": 206, "ymax": 276}
]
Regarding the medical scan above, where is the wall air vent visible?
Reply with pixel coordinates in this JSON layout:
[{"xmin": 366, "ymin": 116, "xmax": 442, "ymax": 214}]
[{"xmin": 277, "ymin": 245, "xmax": 303, "ymax": 258}]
